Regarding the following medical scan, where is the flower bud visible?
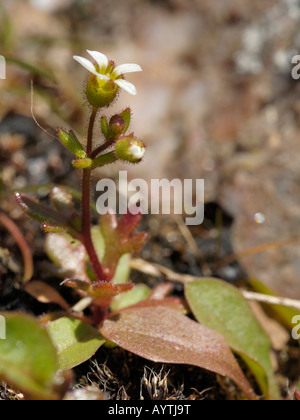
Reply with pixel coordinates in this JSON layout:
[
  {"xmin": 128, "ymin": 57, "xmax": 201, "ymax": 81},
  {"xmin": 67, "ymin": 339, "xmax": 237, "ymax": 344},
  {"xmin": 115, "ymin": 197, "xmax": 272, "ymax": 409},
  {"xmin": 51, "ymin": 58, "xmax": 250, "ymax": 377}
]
[
  {"xmin": 86, "ymin": 76, "xmax": 118, "ymax": 109},
  {"xmin": 114, "ymin": 134, "xmax": 145, "ymax": 164},
  {"xmin": 109, "ymin": 114, "xmax": 127, "ymax": 139}
]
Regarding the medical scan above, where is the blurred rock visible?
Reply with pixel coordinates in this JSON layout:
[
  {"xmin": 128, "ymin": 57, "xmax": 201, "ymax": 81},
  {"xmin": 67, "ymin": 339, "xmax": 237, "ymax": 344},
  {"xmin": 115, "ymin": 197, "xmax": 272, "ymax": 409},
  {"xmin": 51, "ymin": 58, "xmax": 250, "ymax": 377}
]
[{"xmin": 29, "ymin": 0, "xmax": 74, "ymax": 13}]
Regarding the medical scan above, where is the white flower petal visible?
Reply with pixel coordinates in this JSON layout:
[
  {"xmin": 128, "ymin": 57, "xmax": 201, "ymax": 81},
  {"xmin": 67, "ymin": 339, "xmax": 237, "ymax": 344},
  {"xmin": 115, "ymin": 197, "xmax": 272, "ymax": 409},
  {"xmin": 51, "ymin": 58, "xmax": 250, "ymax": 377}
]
[
  {"xmin": 128, "ymin": 144, "xmax": 145, "ymax": 160},
  {"xmin": 114, "ymin": 79, "xmax": 137, "ymax": 95},
  {"xmin": 73, "ymin": 56, "xmax": 97, "ymax": 74},
  {"xmin": 113, "ymin": 63, "xmax": 142, "ymax": 78},
  {"xmin": 87, "ymin": 50, "xmax": 109, "ymax": 70},
  {"xmin": 73, "ymin": 56, "xmax": 109, "ymax": 81}
]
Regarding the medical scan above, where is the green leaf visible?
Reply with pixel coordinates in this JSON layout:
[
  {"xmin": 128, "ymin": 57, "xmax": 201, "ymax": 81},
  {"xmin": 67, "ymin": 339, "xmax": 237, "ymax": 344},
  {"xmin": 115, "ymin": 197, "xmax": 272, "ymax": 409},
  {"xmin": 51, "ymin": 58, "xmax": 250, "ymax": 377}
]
[
  {"xmin": 5, "ymin": 184, "xmax": 97, "ymax": 214},
  {"xmin": 92, "ymin": 152, "xmax": 117, "ymax": 168},
  {"xmin": 112, "ymin": 255, "xmax": 131, "ymax": 284},
  {"xmin": 92, "ymin": 226, "xmax": 132, "ymax": 284},
  {"xmin": 185, "ymin": 278, "xmax": 280, "ymax": 400},
  {"xmin": 101, "ymin": 116, "xmax": 109, "ymax": 140},
  {"xmin": 57, "ymin": 129, "xmax": 86, "ymax": 159},
  {"xmin": 100, "ymin": 306, "xmax": 257, "ymax": 400},
  {"xmin": 47, "ymin": 317, "xmax": 105, "ymax": 371},
  {"xmin": 15, "ymin": 193, "xmax": 67, "ymax": 226},
  {"xmin": 0, "ymin": 313, "xmax": 58, "ymax": 400},
  {"xmin": 91, "ymin": 226, "xmax": 105, "ymax": 260},
  {"xmin": 110, "ymin": 284, "xmax": 151, "ymax": 312},
  {"xmin": 120, "ymin": 108, "xmax": 131, "ymax": 133}
]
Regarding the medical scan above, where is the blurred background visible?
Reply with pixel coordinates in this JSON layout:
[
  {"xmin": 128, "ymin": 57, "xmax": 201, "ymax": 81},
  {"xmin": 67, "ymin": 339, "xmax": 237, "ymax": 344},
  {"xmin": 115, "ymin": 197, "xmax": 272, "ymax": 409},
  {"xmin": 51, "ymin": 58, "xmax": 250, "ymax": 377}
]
[{"xmin": 1, "ymin": 0, "xmax": 300, "ymax": 298}]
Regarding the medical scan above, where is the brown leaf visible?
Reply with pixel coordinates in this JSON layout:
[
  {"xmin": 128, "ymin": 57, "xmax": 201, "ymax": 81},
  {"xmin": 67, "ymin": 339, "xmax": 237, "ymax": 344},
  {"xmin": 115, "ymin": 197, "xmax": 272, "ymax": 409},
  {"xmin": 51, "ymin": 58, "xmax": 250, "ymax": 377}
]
[
  {"xmin": 130, "ymin": 298, "xmax": 188, "ymax": 314},
  {"xmin": 24, "ymin": 281, "xmax": 70, "ymax": 311},
  {"xmin": 100, "ymin": 306, "xmax": 257, "ymax": 400}
]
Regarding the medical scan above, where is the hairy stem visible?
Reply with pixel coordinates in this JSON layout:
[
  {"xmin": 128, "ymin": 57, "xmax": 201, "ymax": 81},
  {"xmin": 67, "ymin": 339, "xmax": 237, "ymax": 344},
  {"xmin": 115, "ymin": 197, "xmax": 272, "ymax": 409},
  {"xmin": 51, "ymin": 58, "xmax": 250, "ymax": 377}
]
[
  {"xmin": 81, "ymin": 108, "xmax": 107, "ymax": 282},
  {"xmin": 86, "ymin": 108, "xmax": 98, "ymax": 156},
  {"xmin": 90, "ymin": 138, "xmax": 115, "ymax": 159}
]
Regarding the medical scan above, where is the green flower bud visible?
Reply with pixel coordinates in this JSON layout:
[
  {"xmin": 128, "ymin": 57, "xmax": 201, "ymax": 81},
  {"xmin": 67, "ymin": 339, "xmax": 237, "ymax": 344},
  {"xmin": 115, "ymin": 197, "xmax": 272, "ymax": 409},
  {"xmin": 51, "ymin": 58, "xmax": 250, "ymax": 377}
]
[
  {"xmin": 115, "ymin": 134, "xmax": 146, "ymax": 164},
  {"xmin": 86, "ymin": 76, "xmax": 118, "ymax": 109}
]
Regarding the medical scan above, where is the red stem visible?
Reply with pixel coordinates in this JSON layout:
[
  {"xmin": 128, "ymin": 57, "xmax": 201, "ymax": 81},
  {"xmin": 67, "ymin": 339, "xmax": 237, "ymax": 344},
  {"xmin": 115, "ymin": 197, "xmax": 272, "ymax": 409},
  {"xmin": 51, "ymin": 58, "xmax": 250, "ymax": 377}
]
[
  {"xmin": 90, "ymin": 138, "xmax": 115, "ymax": 159},
  {"xmin": 81, "ymin": 108, "xmax": 107, "ymax": 282},
  {"xmin": 0, "ymin": 212, "xmax": 34, "ymax": 282}
]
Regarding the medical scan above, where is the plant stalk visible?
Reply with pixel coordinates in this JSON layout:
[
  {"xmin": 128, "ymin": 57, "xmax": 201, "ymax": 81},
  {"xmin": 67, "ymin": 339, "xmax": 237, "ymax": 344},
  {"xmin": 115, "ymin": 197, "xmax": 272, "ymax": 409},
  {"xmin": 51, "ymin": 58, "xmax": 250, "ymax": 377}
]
[
  {"xmin": 90, "ymin": 138, "xmax": 115, "ymax": 159},
  {"xmin": 81, "ymin": 108, "xmax": 107, "ymax": 282}
]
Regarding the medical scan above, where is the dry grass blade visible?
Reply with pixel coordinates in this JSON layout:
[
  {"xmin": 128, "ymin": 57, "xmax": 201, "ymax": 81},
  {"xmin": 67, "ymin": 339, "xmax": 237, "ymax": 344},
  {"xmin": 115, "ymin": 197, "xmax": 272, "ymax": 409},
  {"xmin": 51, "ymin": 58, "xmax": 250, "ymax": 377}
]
[
  {"xmin": 216, "ymin": 238, "xmax": 300, "ymax": 269},
  {"xmin": 130, "ymin": 258, "xmax": 300, "ymax": 311}
]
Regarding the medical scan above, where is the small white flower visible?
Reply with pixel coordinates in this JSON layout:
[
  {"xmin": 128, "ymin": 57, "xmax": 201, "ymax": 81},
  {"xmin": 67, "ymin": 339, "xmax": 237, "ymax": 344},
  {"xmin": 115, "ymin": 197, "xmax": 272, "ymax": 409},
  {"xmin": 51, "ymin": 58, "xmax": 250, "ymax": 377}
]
[
  {"xmin": 73, "ymin": 50, "xmax": 142, "ymax": 95},
  {"xmin": 128, "ymin": 144, "xmax": 145, "ymax": 160}
]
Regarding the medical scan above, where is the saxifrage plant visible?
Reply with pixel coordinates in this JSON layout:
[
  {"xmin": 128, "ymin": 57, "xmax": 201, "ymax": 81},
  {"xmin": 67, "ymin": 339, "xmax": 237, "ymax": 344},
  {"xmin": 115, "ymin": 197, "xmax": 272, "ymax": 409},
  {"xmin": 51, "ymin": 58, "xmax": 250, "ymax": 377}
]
[{"xmin": 0, "ymin": 50, "xmax": 281, "ymax": 400}]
